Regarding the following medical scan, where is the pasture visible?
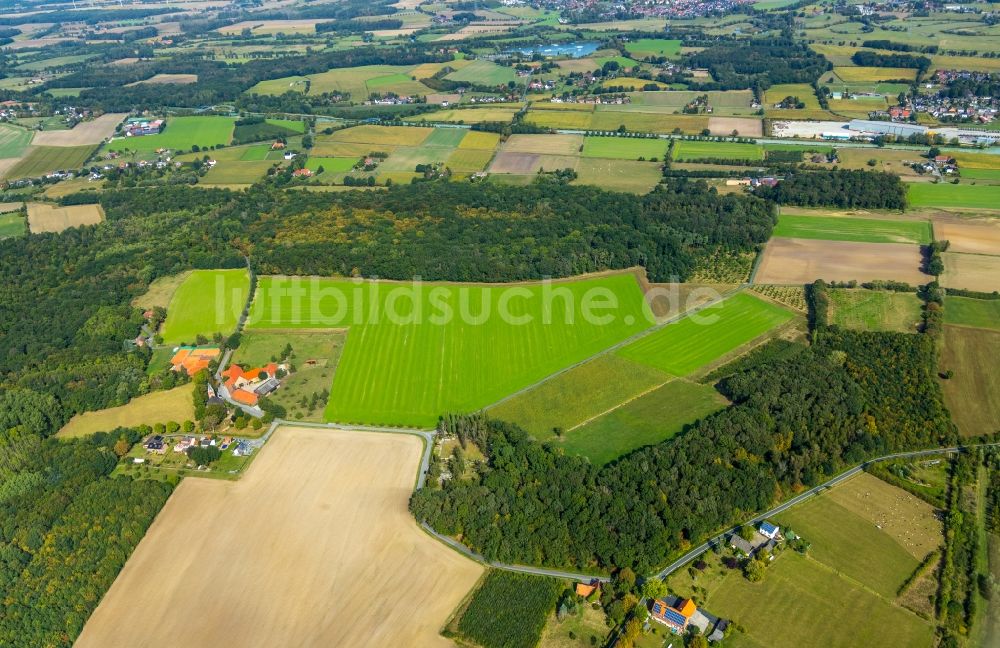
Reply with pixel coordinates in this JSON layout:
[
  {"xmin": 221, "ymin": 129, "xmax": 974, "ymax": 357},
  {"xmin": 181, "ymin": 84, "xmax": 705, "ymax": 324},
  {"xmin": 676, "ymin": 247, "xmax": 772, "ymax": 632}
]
[
  {"xmin": 26, "ymin": 202, "xmax": 103, "ymax": 233},
  {"xmin": 939, "ymin": 326, "xmax": 1000, "ymax": 437},
  {"xmin": 754, "ymin": 238, "xmax": 927, "ymax": 285},
  {"xmin": 574, "ymin": 158, "xmax": 662, "ymax": 193},
  {"xmin": 107, "ymin": 116, "xmax": 237, "ymax": 152},
  {"xmin": 616, "ymin": 293, "xmax": 794, "ymax": 376},
  {"xmin": 0, "ymin": 122, "xmax": 34, "ymax": 158},
  {"xmin": 161, "ymin": 269, "xmax": 251, "ymax": 345},
  {"xmin": 581, "ymin": 136, "xmax": 666, "ymax": 160},
  {"xmin": 443, "ymin": 59, "xmax": 517, "ymax": 85},
  {"xmin": 832, "ymin": 66, "xmax": 918, "ymax": 82},
  {"xmin": 907, "ymin": 183, "xmax": 1000, "ymax": 210},
  {"xmin": 941, "ymin": 252, "xmax": 1000, "ymax": 293},
  {"xmin": 0, "ymin": 211, "xmax": 25, "ymax": 238},
  {"xmin": 4, "ymin": 145, "xmax": 95, "ymax": 179},
  {"xmin": 305, "ymin": 64, "xmax": 433, "ymax": 98},
  {"xmin": 247, "ymin": 273, "xmax": 654, "ymax": 427},
  {"xmin": 30, "ymin": 112, "xmax": 126, "ymax": 146},
  {"xmin": 776, "ymin": 476, "xmax": 936, "ymax": 598},
  {"xmin": 623, "ymin": 38, "xmax": 682, "ymax": 58},
  {"xmin": 772, "ymin": 213, "xmax": 931, "ymax": 244},
  {"xmin": 486, "ymin": 354, "xmax": 670, "ymax": 436},
  {"xmin": 707, "ymin": 552, "xmax": 934, "ymax": 648},
  {"xmin": 944, "ymin": 296, "xmax": 1000, "ymax": 331},
  {"xmin": 305, "ymin": 156, "xmax": 357, "ymax": 173},
  {"xmin": 829, "ymin": 288, "xmax": 923, "ymax": 332},
  {"xmin": 566, "ymin": 379, "xmax": 727, "ymax": 465},
  {"xmin": 672, "ymin": 140, "xmax": 764, "ymax": 161},
  {"xmin": 57, "ymin": 385, "xmax": 195, "ymax": 438},
  {"xmin": 327, "ymin": 124, "xmax": 432, "ymax": 146},
  {"xmin": 75, "ymin": 427, "xmax": 483, "ymax": 648}
]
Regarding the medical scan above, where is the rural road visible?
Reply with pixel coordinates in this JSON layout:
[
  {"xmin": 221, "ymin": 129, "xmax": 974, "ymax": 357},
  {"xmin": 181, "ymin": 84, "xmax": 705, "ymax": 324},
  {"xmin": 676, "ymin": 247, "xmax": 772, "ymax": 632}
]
[{"xmin": 651, "ymin": 442, "xmax": 1000, "ymax": 581}]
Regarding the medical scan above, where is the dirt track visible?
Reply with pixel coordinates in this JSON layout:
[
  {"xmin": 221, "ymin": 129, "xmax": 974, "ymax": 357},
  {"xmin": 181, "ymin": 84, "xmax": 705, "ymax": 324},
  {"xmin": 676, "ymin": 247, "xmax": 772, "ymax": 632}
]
[
  {"xmin": 75, "ymin": 426, "xmax": 483, "ymax": 648},
  {"xmin": 755, "ymin": 237, "xmax": 927, "ymax": 285}
]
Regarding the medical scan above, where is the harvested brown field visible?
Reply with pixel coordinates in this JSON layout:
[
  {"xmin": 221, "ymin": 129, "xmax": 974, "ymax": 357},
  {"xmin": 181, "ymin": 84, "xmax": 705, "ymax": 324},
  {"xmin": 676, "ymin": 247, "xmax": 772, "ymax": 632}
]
[
  {"xmin": 31, "ymin": 113, "xmax": 126, "ymax": 146},
  {"xmin": 502, "ymin": 133, "xmax": 583, "ymax": 156},
  {"xmin": 932, "ymin": 216, "xmax": 1000, "ymax": 256},
  {"xmin": 75, "ymin": 426, "xmax": 483, "ymax": 648},
  {"xmin": 127, "ymin": 73, "xmax": 198, "ymax": 85},
  {"xmin": 826, "ymin": 472, "xmax": 942, "ymax": 560},
  {"xmin": 26, "ymin": 202, "xmax": 103, "ymax": 233},
  {"xmin": 708, "ymin": 116, "xmax": 762, "ymax": 137},
  {"xmin": 489, "ymin": 151, "xmax": 538, "ymax": 174},
  {"xmin": 754, "ymin": 237, "xmax": 927, "ymax": 285},
  {"xmin": 940, "ymin": 252, "xmax": 1000, "ymax": 292}
]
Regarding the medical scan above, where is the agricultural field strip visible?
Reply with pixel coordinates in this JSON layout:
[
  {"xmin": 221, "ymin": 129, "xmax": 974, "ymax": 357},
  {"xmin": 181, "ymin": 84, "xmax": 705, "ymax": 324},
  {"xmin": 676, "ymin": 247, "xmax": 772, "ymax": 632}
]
[
  {"xmin": 565, "ymin": 376, "xmax": 673, "ymax": 431},
  {"xmin": 483, "ymin": 283, "xmax": 741, "ymax": 411}
]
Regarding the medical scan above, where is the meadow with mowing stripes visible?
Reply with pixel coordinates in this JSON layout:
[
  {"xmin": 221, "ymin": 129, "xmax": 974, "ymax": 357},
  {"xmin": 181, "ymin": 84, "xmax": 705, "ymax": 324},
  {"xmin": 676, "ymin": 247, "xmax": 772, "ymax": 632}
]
[
  {"xmin": 247, "ymin": 273, "xmax": 654, "ymax": 427},
  {"xmin": 672, "ymin": 139, "xmax": 764, "ymax": 161},
  {"xmin": 5, "ymin": 145, "xmax": 95, "ymax": 179},
  {"xmin": 161, "ymin": 269, "xmax": 251, "ymax": 344},
  {"xmin": 773, "ymin": 213, "xmax": 931, "ymax": 244},
  {"xmin": 617, "ymin": 293, "xmax": 794, "ymax": 376}
]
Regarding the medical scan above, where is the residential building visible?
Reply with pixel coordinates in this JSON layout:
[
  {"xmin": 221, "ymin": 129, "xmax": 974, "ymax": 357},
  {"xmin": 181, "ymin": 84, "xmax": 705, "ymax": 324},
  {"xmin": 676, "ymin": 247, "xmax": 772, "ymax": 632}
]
[
  {"xmin": 650, "ymin": 597, "xmax": 697, "ymax": 633},
  {"xmin": 759, "ymin": 521, "xmax": 780, "ymax": 539}
]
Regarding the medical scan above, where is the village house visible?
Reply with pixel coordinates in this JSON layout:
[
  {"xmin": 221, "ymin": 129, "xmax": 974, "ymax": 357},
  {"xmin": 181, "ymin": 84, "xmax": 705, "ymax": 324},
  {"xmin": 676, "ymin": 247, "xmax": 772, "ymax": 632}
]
[
  {"xmin": 221, "ymin": 363, "xmax": 282, "ymax": 407},
  {"xmin": 292, "ymin": 168, "xmax": 313, "ymax": 178},
  {"xmin": 575, "ymin": 579, "xmax": 600, "ymax": 597},
  {"xmin": 650, "ymin": 597, "xmax": 697, "ymax": 633},
  {"xmin": 170, "ymin": 346, "xmax": 221, "ymax": 376}
]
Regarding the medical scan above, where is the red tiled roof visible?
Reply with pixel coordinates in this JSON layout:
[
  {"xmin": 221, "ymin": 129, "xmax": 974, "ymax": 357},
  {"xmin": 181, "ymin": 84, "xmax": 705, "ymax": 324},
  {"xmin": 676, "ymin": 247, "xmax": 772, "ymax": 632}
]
[{"xmin": 230, "ymin": 389, "xmax": 258, "ymax": 406}]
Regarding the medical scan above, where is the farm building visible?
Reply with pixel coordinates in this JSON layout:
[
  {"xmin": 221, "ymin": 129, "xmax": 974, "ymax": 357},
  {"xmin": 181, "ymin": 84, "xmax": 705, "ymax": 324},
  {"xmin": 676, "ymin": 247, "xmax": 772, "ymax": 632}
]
[
  {"xmin": 848, "ymin": 119, "xmax": 927, "ymax": 138},
  {"xmin": 651, "ymin": 597, "xmax": 697, "ymax": 633},
  {"xmin": 124, "ymin": 119, "xmax": 164, "ymax": 137},
  {"xmin": 170, "ymin": 346, "xmax": 221, "ymax": 376},
  {"xmin": 221, "ymin": 362, "xmax": 283, "ymax": 407}
]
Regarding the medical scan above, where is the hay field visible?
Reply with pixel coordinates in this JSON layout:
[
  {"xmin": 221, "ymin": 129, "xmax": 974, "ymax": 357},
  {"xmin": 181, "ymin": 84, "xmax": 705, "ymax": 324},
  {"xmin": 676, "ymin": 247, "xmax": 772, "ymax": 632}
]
[
  {"xmin": 772, "ymin": 213, "xmax": 931, "ymax": 244},
  {"xmin": 832, "ymin": 66, "xmax": 918, "ymax": 82},
  {"xmin": 57, "ymin": 385, "xmax": 195, "ymax": 438},
  {"xmin": 127, "ymin": 73, "xmax": 198, "ymax": 85},
  {"xmin": 328, "ymin": 124, "xmax": 432, "ymax": 146},
  {"xmin": 755, "ymin": 238, "xmax": 927, "ymax": 285},
  {"xmin": 0, "ymin": 122, "xmax": 33, "ymax": 158},
  {"xmin": 133, "ymin": 270, "xmax": 193, "ymax": 310},
  {"xmin": 932, "ymin": 216, "xmax": 1000, "ymax": 256},
  {"xmin": 32, "ymin": 113, "xmax": 125, "ymax": 146},
  {"xmin": 573, "ymin": 158, "xmax": 661, "ymax": 194},
  {"xmin": 829, "ymin": 288, "xmax": 922, "ymax": 332},
  {"xmin": 75, "ymin": 426, "xmax": 483, "ymax": 648},
  {"xmin": 944, "ymin": 296, "xmax": 1000, "ymax": 331},
  {"xmin": 940, "ymin": 252, "xmax": 1000, "ymax": 293},
  {"xmin": 939, "ymin": 326, "xmax": 1000, "ymax": 437},
  {"xmin": 908, "ymin": 183, "xmax": 1000, "ymax": 210},
  {"xmin": 581, "ymin": 136, "xmax": 667, "ymax": 160},
  {"xmin": 26, "ymin": 202, "xmax": 103, "ymax": 233}
]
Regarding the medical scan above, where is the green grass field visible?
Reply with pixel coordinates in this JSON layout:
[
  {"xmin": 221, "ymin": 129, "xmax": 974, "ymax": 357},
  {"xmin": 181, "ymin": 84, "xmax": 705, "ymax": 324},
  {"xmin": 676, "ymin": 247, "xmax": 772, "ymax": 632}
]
[
  {"xmin": 444, "ymin": 59, "xmax": 517, "ymax": 85},
  {"xmin": 161, "ymin": 269, "xmax": 251, "ymax": 344},
  {"xmin": 959, "ymin": 168, "xmax": 1000, "ymax": 182},
  {"xmin": 107, "ymin": 116, "xmax": 236, "ymax": 153},
  {"xmin": 486, "ymin": 354, "xmax": 670, "ymax": 437},
  {"xmin": 4, "ymin": 145, "xmax": 95, "ymax": 179},
  {"xmin": 829, "ymin": 289, "xmax": 923, "ymax": 332},
  {"xmin": 709, "ymin": 552, "xmax": 934, "ymax": 648},
  {"xmin": 247, "ymin": 273, "xmax": 654, "ymax": 427},
  {"xmin": 940, "ymin": 325, "xmax": 1000, "ymax": 437},
  {"xmin": 775, "ymin": 491, "xmax": 922, "ymax": 599},
  {"xmin": 672, "ymin": 140, "xmax": 764, "ymax": 161},
  {"xmin": 201, "ymin": 160, "xmax": 274, "ymax": 185},
  {"xmin": 0, "ymin": 123, "xmax": 33, "ymax": 158},
  {"xmin": 446, "ymin": 148, "xmax": 494, "ymax": 173},
  {"xmin": 566, "ymin": 379, "xmax": 727, "ymax": 465},
  {"xmin": 773, "ymin": 213, "xmax": 931, "ymax": 244},
  {"xmin": 907, "ymin": 183, "xmax": 1000, "ymax": 210},
  {"xmin": 305, "ymin": 156, "xmax": 357, "ymax": 173},
  {"xmin": 0, "ymin": 212, "xmax": 25, "ymax": 238},
  {"xmin": 581, "ymin": 137, "xmax": 667, "ymax": 160},
  {"xmin": 617, "ymin": 293, "xmax": 794, "ymax": 376},
  {"xmin": 944, "ymin": 296, "xmax": 1000, "ymax": 330},
  {"xmin": 623, "ymin": 38, "xmax": 682, "ymax": 58}
]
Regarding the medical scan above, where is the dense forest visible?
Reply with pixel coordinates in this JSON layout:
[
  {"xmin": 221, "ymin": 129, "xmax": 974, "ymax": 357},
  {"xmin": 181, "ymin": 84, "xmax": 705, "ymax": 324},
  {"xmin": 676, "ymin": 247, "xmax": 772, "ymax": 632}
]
[
  {"xmin": 246, "ymin": 178, "xmax": 775, "ymax": 282},
  {"xmin": 686, "ymin": 38, "xmax": 830, "ymax": 90},
  {"xmin": 754, "ymin": 168, "xmax": 908, "ymax": 209},
  {"xmin": 411, "ymin": 328, "xmax": 953, "ymax": 572}
]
